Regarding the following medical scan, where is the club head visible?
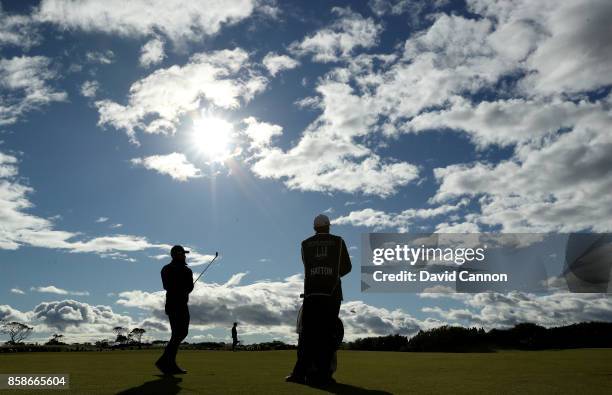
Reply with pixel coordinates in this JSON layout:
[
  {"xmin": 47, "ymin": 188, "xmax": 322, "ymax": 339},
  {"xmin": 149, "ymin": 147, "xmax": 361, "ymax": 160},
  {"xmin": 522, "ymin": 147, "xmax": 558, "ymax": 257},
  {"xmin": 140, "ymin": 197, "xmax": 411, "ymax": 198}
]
[{"xmin": 215, "ymin": 251, "xmax": 219, "ymax": 257}]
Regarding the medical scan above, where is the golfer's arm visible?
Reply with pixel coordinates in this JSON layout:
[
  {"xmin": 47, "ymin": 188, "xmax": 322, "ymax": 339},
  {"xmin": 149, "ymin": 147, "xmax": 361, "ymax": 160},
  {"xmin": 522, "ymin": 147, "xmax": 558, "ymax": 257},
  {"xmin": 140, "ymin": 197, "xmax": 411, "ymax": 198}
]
[
  {"xmin": 186, "ymin": 269, "xmax": 194, "ymax": 293},
  {"xmin": 163, "ymin": 278, "xmax": 180, "ymax": 293},
  {"xmin": 161, "ymin": 268, "xmax": 171, "ymax": 291}
]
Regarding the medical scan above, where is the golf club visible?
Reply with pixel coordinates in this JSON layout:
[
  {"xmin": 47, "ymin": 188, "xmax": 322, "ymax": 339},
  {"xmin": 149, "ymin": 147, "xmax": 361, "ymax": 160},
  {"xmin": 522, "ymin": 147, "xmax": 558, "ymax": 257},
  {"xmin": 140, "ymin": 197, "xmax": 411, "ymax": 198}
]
[{"xmin": 193, "ymin": 251, "xmax": 219, "ymax": 285}]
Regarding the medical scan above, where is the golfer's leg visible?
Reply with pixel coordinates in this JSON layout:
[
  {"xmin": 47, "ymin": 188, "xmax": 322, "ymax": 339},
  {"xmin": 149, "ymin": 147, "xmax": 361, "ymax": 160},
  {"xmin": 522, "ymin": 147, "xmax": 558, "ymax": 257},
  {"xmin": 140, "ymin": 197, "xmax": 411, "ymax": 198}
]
[
  {"xmin": 157, "ymin": 312, "xmax": 178, "ymax": 369},
  {"xmin": 172, "ymin": 309, "xmax": 189, "ymax": 367},
  {"xmin": 166, "ymin": 313, "xmax": 181, "ymax": 365}
]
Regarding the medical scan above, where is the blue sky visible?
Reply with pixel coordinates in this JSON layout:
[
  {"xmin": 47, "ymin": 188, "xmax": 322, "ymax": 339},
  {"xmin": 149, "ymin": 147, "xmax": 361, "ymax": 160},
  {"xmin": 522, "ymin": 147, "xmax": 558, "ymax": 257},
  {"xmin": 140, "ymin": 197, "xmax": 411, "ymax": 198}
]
[{"xmin": 1, "ymin": 0, "xmax": 612, "ymax": 344}]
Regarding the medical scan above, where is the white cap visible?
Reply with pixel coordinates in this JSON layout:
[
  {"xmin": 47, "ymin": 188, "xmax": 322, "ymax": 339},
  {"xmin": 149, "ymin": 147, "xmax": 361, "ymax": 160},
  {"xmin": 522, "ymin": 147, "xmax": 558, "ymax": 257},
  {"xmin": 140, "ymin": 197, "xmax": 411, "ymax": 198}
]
[{"xmin": 313, "ymin": 214, "xmax": 330, "ymax": 228}]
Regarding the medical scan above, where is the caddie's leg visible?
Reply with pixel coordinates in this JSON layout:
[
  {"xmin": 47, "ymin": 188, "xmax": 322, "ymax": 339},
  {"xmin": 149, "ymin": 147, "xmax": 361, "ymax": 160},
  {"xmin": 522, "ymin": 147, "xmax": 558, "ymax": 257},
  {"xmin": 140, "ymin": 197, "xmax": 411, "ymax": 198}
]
[
  {"xmin": 318, "ymin": 300, "xmax": 336, "ymax": 381},
  {"xmin": 291, "ymin": 332, "xmax": 307, "ymax": 378},
  {"xmin": 301, "ymin": 296, "xmax": 320, "ymax": 381}
]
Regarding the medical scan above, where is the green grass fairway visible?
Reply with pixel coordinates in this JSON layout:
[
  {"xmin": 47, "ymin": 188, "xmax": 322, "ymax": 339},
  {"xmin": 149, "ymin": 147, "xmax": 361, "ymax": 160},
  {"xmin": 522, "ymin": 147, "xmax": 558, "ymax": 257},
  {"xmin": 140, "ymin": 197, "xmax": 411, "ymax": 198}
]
[{"xmin": 1, "ymin": 349, "xmax": 611, "ymax": 394}]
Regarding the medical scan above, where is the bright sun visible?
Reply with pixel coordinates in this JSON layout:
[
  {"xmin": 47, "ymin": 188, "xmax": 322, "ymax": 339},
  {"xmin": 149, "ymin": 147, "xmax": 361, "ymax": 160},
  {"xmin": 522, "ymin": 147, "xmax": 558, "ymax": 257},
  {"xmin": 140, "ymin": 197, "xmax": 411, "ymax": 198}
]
[{"xmin": 191, "ymin": 116, "xmax": 234, "ymax": 161}]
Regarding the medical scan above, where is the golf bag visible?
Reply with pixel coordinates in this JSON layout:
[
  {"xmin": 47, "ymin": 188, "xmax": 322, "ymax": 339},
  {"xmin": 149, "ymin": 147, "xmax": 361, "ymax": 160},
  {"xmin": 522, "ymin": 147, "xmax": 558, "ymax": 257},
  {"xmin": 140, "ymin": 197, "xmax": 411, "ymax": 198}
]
[{"xmin": 296, "ymin": 302, "xmax": 344, "ymax": 375}]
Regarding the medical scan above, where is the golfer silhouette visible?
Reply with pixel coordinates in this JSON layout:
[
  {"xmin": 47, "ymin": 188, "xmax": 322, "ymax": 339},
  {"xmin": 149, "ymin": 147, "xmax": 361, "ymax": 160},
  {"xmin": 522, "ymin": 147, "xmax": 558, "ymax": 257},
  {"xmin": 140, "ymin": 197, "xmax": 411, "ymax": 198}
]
[
  {"xmin": 232, "ymin": 322, "xmax": 239, "ymax": 351},
  {"xmin": 156, "ymin": 245, "xmax": 193, "ymax": 375}
]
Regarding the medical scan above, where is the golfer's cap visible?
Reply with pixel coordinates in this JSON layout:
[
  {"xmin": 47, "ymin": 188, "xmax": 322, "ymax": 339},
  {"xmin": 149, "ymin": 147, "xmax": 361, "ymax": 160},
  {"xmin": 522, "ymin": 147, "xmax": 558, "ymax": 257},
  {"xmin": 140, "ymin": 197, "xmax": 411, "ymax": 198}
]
[
  {"xmin": 313, "ymin": 214, "xmax": 330, "ymax": 228},
  {"xmin": 171, "ymin": 245, "xmax": 190, "ymax": 257}
]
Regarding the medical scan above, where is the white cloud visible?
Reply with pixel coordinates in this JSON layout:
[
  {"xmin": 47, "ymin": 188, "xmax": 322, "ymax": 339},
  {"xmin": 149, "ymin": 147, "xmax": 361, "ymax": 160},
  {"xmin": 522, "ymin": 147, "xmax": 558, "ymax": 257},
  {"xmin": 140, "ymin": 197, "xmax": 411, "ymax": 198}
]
[
  {"xmin": 242, "ymin": 117, "xmax": 282, "ymax": 150},
  {"xmin": 369, "ymin": 0, "xmax": 450, "ymax": 29},
  {"xmin": 31, "ymin": 299, "xmax": 132, "ymax": 332},
  {"xmin": 0, "ymin": 151, "xmax": 67, "ymax": 250},
  {"xmin": 432, "ymin": 105, "xmax": 612, "ymax": 232},
  {"xmin": 0, "ymin": 304, "xmax": 30, "ymax": 322},
  {"xmin": 421, "ymin": 291, "xmax": 612, "ymax": 329},
  {"xmin": 96, "ymin": 48, "xmax": 267, "ymax": 143},
  {"xmin": 186, "ymin": 251, "xmax": 219, "ymax": 267},
  {"xmin": 80, "ymin": 80, "xmax": 99, "ymax": 98},
  {"xmin": 139, "ymin": 37, "xmax": 165, "ymax": 68},
  {"xmin": 6, "ymin": 286, "xmax": 438, "ymax": 343},
  {"xmin": 0, "ymin": 56, "xmax": 67, "ymax": 126},
  {"xmin": 85, "ymin": 50, "xmax": 114, "ymax": 64},
  {"xmin": 248, "ymin": 81, "xmax": 419, "ymax": 196},
  {"xmin": 6, "ymin": 287, "xmax": 609, "ymax": 344},
  {"xmin": 407, "ymin": 97, "xmax": 607, "ymax": 148},
  {"xmin": 341, "ymin": 300, "xmax": 439, "ymax": 339},
  {"xmin": 324, "ymin": 2, "xmax": 612, "ymax": 233},
  {"xmin": 290, "ymin": 7, "xmax": 382, "ymax": 63},
  {"xmin": 10, "ymin": 288, "xmax": 25, "ymax": 295},
  {"xmin": 95, "ymin": 217, "xmax": 108, "ymax": 223},
  {"xmin": 151, "ymin": 250, "xmax": 217, "ymax": 267},
  {"xmin": 0, "ymin": 4, "xmax": 40, "ymax": 49},
  {"xmin": 131, "ymin": 152, "xmax": 202, "ymax": 181},
  {"xmin": 35, "ymin": 0, "xmax": 259, "ymax": 45},
  {"xmin": 332, "ymin": 200, "xmax": 468, "ymax": 231},
  {"xmin": 293, "ymin": 96, "xmax": 320, "ymax": 109},
  {"xmin": 249, "ymin": 1, "xmax": 612, "ymax": 224},
  {"xmin": 369, "ymin": 0, "xmax": 412, "ymax": 16},
  {"xmin": 434, "ymin": 222, "xmax": 480, "ymax": 233},
  {"xmin": 469, "ymin": 0, "xmax": 612, "ymax": 96},
  {"xmin": 139, "ymin": 318, "xmax": 168, "ymax": 333},
  {"xmin": 262, "ymin": 52, "xmax": 299, "ymax": 76},
  {"xmin": 116, "ymin": 273, "xmax": 437, "ymax": 341},
  {"xmin": 245, "ymin": 11, "xmax": 529, "ymax": 196},
  {"xmin": 252, "ymin": 150, "xmax": 418, "ymax": 197},
  {"xmin": 287, "ymin": 0, "xmax": 612, "ymax": 148},
  {"xmin": 0, "ymin": 149, "xmax": 216, "ymax": 261},
  {"xmin": 67, "ymin": 235, "xmax": 164, "ymax": 254},
  {"xmin": 374, "ymin": 14, "xmax": 517, "ymax": 127},
  {"xmin": 30, "ymin": 285, "xmax": 89, "ymax": 296}
]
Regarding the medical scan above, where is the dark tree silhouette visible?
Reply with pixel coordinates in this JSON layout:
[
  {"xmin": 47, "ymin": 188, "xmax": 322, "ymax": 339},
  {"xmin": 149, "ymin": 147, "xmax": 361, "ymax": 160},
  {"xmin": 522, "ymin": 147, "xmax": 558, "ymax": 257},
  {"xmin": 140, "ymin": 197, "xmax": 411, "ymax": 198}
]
[
  {"xmin": 407, "ymin": 326, "xmax": 489, "ymax": 352},
  {"xmin": 1, "ymin": 321, "xmax": 33, "ymax": 344},
  {"xmin": 113, "ymin": 326, "xmax": 128, "ymax": 343},
  {"xmin": 343, "ymin": 322, "xmax": 612, "ymax": 352},
  {"xmin": 95, "ymin": 340, "xmax": 110, "ymax": 350},
  {"xmin": 45, "ymin": 333, "xmax": 66, "ymax": 345},
  {"xmin": 348, "ymin": 334, "xmax": 409, "ymax": 351},
  {"xmin": 129, "ymin": 328, "xmax": 146, "ymax": 348}
]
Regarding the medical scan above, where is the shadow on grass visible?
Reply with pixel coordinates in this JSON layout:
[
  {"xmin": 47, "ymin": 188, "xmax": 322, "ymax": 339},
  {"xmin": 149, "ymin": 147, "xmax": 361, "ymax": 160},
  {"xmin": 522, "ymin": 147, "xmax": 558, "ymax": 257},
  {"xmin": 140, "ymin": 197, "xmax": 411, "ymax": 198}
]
[
  {"xmin": 311, "ymin": 382, "xmax": 393, "ymax": 395},
  {"xmin": 116, "ymin": 374, "xmax": 182, "ymax": 395}
]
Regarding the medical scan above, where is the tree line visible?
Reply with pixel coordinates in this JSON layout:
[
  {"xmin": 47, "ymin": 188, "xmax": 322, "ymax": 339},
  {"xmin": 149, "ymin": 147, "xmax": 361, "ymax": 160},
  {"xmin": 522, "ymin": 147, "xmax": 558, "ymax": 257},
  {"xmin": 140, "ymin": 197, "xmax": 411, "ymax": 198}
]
[
  {"xmin": 344, "ymin": 322, "xmax": 612, "ymax": 352},
  {"xmin": 0, "ymin": 321, "xmax": 147, "ymax": 349},
  {"xmin": 3, "ymin": 319, "xmax": 612, "ymax": 352}
]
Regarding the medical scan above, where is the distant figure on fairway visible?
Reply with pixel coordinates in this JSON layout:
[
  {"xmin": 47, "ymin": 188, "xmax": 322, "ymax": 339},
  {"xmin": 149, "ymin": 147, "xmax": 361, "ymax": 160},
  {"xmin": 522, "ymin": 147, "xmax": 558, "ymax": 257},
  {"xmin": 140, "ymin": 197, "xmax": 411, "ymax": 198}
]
[
  {"xmin": 286, "ymin": 214, "xmax": 352, "ymax": 386},
  {"xmin": 156, "ymin": 245, "xmax": 193, "ymax": 375},
  {"xmin": 231, "ymin": 322, "xmax": 239, "ymax": 351}
]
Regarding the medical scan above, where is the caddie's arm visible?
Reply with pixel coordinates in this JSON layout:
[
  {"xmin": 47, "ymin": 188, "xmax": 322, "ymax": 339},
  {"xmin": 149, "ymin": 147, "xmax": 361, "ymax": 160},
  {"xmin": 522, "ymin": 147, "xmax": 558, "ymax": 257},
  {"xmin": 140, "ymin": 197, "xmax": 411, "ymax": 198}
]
[{"xmin": 340, "ymin": 239, "xmax": 352, "ymax": 277}]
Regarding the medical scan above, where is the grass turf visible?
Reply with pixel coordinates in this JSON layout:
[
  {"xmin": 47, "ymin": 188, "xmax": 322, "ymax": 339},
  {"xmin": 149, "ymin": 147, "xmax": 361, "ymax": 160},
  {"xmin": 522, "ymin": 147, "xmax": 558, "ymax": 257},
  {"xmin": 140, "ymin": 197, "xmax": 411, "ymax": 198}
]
[{"xmin": 0, "ymin": 349, "xmax": 611, "ymax": 394}]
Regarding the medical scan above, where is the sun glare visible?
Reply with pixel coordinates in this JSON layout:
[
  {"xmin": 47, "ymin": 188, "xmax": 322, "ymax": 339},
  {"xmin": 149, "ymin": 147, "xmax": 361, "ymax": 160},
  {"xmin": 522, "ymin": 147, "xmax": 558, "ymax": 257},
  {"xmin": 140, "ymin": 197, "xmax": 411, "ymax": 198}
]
[{"xmin": 192, "ymin": 116, "xmax": 234, "ymax": 161}]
